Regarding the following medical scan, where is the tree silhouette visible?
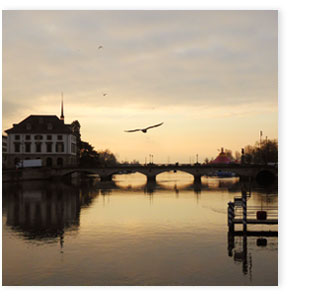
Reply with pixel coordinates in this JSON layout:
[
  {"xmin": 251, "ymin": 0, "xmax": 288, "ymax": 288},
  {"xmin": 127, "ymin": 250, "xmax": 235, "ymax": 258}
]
[
  {"xmin": 98, "ymin": 149, "xmax": 118, "ymax": 167},
  {"xmin": 243, "ymin": 139, "xmax": 278, "ymax": 164},
  {"xmin": 79, "ymin": 141, "xmax": 99, "ymax": 167}
]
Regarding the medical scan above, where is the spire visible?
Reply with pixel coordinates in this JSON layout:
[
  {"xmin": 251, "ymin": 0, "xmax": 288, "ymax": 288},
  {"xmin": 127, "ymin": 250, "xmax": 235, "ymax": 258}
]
[{"xmin": 60, "ymin": 92, "xmax": 64, "ymax": 121}]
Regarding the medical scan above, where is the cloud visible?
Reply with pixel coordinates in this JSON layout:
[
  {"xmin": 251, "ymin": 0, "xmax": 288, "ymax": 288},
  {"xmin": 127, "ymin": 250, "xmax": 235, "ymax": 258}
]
[
  {"xmin": 3, "ymin": 11, "xmax": 277, "ymax": 111},
  {"xmin": 2, "ymin": 11, "xmax": 278, "ymax": 161}
]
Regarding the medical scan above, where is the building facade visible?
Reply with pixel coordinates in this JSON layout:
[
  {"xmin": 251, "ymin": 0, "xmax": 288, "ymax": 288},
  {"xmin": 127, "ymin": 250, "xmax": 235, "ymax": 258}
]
[
  {"xmin": 5, "ymin": 115, "xmax": 77, "ymax": 169},
  {"xmin": 2, "ymin": 134, "xmax": 8, "ymax": 168}
]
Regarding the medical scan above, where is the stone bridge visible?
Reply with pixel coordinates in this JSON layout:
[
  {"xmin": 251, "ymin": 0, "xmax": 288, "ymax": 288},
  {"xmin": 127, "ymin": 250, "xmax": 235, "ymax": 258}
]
[{"xmin": 51, "ymin": 164, "xmax": 278, "ymax": 184}]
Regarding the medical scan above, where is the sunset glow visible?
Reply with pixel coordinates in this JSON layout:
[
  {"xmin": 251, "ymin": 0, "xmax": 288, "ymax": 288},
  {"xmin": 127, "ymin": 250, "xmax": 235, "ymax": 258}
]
[{"xmin": 3, "ymin": 10, "xmax": 277, "ymax": 163}]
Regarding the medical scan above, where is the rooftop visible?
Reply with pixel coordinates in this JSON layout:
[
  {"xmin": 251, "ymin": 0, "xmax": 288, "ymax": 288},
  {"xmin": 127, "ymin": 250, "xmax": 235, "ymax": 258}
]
[{"xmin": 5, "ymin": 115, "xmax": 72, "ymax": 134}]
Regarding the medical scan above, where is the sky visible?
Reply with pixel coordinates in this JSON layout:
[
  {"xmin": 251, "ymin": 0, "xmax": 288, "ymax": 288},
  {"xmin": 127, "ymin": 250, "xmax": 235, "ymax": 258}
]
[{"xmin": 2, "ymin": 10, "xmax": 277, "ymax": 163}]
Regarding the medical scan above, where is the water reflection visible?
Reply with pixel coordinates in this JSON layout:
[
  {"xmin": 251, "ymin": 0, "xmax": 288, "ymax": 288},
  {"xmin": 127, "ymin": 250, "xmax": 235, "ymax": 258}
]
[
  {"xmin": 3, "ymin": 181, "xmax": 98, "ymax": 243},
  {"xmin": 227, "ymin": 231, "xmax": 278, "ymax": 279},
  {"xmin": 2, "ymin": 173, "xmax": 277, "ymax": 285},
  {"xmin": 95, "ymin": 174, "xmax": 276, "ymax": 194},
  {"xmin": 3, "ymin": 176, "xmax": 277, "ymax": 242}
]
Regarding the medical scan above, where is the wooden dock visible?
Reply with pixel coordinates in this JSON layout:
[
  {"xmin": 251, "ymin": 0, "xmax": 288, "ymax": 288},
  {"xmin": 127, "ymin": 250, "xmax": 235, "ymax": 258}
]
[
  {"xmin": 228, "ymin": 190, "xmax": 278, "ymax": 232},
  {"xmin": 232, "ymin": 219, "xmax": 278, "ymax": 225}
]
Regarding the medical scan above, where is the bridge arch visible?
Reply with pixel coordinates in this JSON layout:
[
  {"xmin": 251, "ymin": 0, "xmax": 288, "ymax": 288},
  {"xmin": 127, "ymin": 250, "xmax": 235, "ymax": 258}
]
[
  {"xmin": 51, "ymin": 165, "xmax": 277, "ymax": 184},
  {"xmin": 135, "ymin": 167, "xmax": 205, "ymax": 183},
  {"xmin": 112, "ymin": 171, "xmax": 148, "ymax": 185},
  {"xmin": 255, "ymin": 170, "xmax": 276, "ymax": 185},
  {"xmin": 155, "ymin": 169, "xmax": 196, "ymax": 182},
  {"xmin": 59, "ymin": 168, "xmax": 101, "ymax": 178}
]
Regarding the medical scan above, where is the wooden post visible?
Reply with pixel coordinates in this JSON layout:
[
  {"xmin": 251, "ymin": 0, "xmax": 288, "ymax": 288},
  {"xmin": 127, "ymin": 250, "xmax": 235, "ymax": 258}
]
[
  {"xmin": 227, "ymin": 231, "xmax": 235, "ymax": 257},
  {"xmin": 242, "ymin": 189, "xmax": 247, "ymax": 232},
  {"xmin": 228, "ymin": 201, "xmax": 235, "ymax": 232},
  {"xmin": 242, "ymin": 233, "xmax": 248, "ymax": 275}
]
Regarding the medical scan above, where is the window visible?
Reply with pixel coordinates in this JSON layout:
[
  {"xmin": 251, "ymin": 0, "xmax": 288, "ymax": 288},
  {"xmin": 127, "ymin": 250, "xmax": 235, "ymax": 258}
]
[
  {"xmin": 35, "ymin": 135, "xmax": 43, "ymax": 140},
  {"xmin": 57, "ymin": 157, "xmax": 63, "ymax": 167},
  {"xmin": 25, "ymin": 143, "xmax": 31, "ymax": 153},
  {"xmin": 47, "ymin": 135, "xmax": 52, "ymax": 140},
  {"xmin": 36, "ymin": 143, "xmax": 42, "ymax": 153},
  {"xmin": 14, "ymin": 143, "xmax": 20, "ymax": 153},
  {"xmin": 15, "ymin": 135, "xmax": 20, "ymax": 140},
  {"xmin": 57, "ymin": 135, "xmax": 63, "ymax": 140},
  {"xmin": 46, "ymin": 143, "xmax": 53, "ymax": 153},
  {"xmin": 25, "ymin": 135, "xmax": 31, "ymax": 140},
  {"xmin": 26, "ymin": 124, "xmax": 32, "ymax": 130},
  {"xmin": 56, "ymin": 142, "xmax": 64, "ymax": 153},
  {"xmin": 47, "ymin": 123, "xmax": 53, "ymax": 130}
]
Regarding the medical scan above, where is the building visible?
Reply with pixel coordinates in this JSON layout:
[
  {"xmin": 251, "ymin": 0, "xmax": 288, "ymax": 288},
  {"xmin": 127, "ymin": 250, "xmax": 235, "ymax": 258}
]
[
  {"xmin": 2, "ymin": 134, "xmax": 8, "ymax": 168},
  {"xmin": 211, "ymin": 148, "xmax": 233, "ymax": 164},
  {"xmin": 4, "ymin": 102, "xmax": 77, "ymax": 168}
]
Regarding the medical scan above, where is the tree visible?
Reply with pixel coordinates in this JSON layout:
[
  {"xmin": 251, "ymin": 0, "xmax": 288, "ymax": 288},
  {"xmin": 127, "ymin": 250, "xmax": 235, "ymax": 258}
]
[
  {"xmin": 242, "ymin": 139, "xmax": 278, "ymax": 164},
  {"xmin": 260, "ymin": 139, "xmax": 278, "ymax": 164},
  {"xmin": 79, "ymin": 141, "xmax": 99, "ymax": 167},
  {"xmin": 98, "ymin": 149, "xmax": 118, "ymax": 167},
  {"xmin": 234, "ymin": 151, "xmax": 241, "ymax": 162}
]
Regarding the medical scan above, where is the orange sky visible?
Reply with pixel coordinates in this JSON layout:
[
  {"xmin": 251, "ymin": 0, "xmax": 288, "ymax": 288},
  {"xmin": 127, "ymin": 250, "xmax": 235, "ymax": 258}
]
[{"xmin": 2, "ymin": 11, "xmax": 277, "ymax": 163}]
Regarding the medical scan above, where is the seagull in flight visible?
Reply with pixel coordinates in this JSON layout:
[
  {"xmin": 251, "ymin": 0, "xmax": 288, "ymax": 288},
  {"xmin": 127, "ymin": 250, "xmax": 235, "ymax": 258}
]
[
  {"xmin": 98, "ymin": 45, "xmax": 103, "ymax": 49},
  {"xmin": 125, "ymin": 122, "xmax": 164, "ymax": 133}
]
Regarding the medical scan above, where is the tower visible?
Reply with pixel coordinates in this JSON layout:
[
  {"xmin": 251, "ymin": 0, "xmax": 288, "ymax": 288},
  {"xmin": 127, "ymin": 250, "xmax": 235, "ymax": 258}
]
[{"xmin": 60, "ymin": 92, "xmax": 64, "ymax": 121}]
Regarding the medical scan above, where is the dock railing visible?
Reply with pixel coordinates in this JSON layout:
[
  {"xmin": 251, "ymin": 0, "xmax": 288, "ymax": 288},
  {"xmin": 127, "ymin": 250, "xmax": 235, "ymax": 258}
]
[
  {"xmin": 228, "ymin": 190, "xmax": 278, "ymax": 232},
  {"xmin": 234, "ymin": 205, "xmax": 278, "ymax": 221}
]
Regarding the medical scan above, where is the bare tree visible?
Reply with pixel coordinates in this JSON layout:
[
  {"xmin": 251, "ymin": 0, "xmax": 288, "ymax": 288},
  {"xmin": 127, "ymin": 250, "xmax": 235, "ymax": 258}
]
[{"xmin": 98, "ymin": 149, "xmax": 118, "ymax": 167}]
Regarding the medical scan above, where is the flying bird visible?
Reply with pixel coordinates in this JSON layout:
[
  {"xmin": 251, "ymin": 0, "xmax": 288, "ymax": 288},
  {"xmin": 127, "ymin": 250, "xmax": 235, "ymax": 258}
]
[
  {"xmin": 98, "ymin": 45, "xmax": 103, "ymax": 49},
  {"xmin": 102, "ymin": 93, "xmax": 107, "ymax": 96},
  {"xmin": 124, "ymin": 122, "xmax": 164, "ymax": 133}
]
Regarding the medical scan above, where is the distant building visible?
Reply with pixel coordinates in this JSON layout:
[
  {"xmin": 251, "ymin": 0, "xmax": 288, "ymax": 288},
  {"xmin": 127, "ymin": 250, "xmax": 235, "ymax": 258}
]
[
  {"xmin": 4, "ymin": 101, "xmax": 77, "ymax": 168},
  {"xmin": 211, "ymin": 148, "xmax": 233, "ymax": 164},
  {"xmin": 3, "ymin": 134, "xmax": 8, "ymax": 153}
]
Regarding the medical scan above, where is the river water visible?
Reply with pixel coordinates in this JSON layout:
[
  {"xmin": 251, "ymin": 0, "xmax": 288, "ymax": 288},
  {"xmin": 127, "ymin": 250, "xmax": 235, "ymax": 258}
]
[{"xmin": 2, "ymin": 172, "xmax": 278, "ymax": 286}]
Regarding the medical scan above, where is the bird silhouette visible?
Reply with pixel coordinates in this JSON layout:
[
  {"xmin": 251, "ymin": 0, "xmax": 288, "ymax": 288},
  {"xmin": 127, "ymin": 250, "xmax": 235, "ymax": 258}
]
[
  {"xmin": 98, "ymin": 45, "xmax": 103, "ymax": 49},
  {"xmin": 102, "ymin": 93, "xmax": 107, "ymax": 96},
  {"xmin": 124, "ymin": 122, "xmax": 164, "ymax": 133}
]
